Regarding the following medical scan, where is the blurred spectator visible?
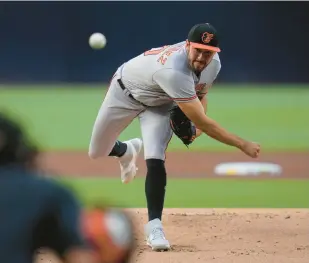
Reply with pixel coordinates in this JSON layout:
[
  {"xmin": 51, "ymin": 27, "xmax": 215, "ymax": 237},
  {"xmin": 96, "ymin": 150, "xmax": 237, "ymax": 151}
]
[{"xmin": 0, "ymin": 111, "xmax": 135, "ymax": 263}]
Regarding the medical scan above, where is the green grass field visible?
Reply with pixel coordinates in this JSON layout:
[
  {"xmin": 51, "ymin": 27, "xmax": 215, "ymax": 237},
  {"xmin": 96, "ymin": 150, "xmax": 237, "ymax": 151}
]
[
  {"xmin": 1, "ymin": 84, "xmax": 308, "ymax": 208},
  {"xmin": 58, "ymin": 177, "xmax": 309, "ymax": 208},
  {"xmin": 1, "ymin": 84, "xmax": 309, "ymax": 152}
]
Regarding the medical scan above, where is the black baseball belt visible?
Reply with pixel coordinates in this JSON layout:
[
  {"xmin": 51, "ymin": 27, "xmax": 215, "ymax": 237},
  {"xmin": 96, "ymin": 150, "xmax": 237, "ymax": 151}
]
[{"xmin": 117, "ymin": 79, "xmax": 148, "ymax": 107}]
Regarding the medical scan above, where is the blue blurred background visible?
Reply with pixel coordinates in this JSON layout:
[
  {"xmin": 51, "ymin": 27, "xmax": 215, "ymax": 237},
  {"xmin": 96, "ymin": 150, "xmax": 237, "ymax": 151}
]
[{"xmin": 0, "ymin": 1, "xmax": 308, "ymax": 83}]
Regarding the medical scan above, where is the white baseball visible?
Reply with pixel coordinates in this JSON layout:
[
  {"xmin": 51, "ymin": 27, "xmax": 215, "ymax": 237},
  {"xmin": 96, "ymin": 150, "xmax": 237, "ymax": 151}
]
[{"xmin": 89, "ymin": 32, "xmax": 107, "ymax": 50}]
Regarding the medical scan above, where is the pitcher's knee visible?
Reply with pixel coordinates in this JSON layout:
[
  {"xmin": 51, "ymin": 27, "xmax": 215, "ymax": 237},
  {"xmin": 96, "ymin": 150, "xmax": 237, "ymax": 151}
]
[
  {"xmin": 144, "ymin": 153, "xmax": 166, "ymax": 161},
  {"xmin": 143, "ymin": 145, "xmax": 167, "ymax": 161},
  {"xmin": 88, "ymin": 145, "xmax": 105, "ymax": 159},
  {"xmin": 88, "ymin": 145, "xmax": 112, "ymax": 159},
  {"xmin": 88, "ymin": 148, "xmax": 99, "ymax": 159}
]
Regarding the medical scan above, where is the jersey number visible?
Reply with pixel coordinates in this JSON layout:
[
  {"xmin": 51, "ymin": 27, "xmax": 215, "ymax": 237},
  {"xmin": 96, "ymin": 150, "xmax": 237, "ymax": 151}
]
[
  {"xmin": 144, "ymin": 45, "xmax": 170, "ymax": 56},
  {"xmin": 144, "ymin": 44, "xmax": 183, "ymax": 65}
]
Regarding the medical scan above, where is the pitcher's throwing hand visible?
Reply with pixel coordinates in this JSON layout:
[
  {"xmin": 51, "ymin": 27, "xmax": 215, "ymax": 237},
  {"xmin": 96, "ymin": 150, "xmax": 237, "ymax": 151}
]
[{"xmin": 240, "ymin": 141, "xmax": 261, "ymax": 158}]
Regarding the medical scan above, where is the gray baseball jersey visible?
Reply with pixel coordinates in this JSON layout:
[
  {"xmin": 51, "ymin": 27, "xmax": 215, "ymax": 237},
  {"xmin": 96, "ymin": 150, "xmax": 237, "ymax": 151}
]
[
  {"xmin": 120, "ymin": 41, "xmax": 221, "ymax": 106},
  {"xmin": 89, "ymin": 41, "xmax": 221, "ymax": 161}
]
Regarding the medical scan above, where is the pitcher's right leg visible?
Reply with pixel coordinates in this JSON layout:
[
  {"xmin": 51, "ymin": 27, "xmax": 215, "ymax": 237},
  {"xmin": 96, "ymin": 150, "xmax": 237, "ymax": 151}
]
[{"xmin": 88, "ymin": 77, "xmax": 145, "ymax": 182}]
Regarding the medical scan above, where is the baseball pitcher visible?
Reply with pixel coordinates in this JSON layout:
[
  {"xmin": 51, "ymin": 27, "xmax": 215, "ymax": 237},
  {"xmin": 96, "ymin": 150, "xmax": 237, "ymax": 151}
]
[{"xmin": 89, "ymin": 23, "xmax": 261, "ymax": 251}]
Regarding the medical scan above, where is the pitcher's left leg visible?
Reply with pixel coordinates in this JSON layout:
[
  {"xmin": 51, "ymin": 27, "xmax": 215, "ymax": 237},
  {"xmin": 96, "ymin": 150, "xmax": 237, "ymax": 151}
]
[
  {"xmin": 138, "ymin": 103, "xmax": 173, "ymax": 251},
  {"xmin": 88, "ymin": 76, "xmax": 145, "ymax": 183}
]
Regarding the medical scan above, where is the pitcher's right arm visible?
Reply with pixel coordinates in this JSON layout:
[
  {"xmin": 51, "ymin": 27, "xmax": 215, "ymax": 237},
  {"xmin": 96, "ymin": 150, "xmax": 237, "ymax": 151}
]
[
  {"xmin": 177, "ymin": 98, "xmax": 260, "ymax": 158},
  {"xmin": 177, "ymin": 98, "xmax": 243, "ymax": 148},
  {"xmin": 153, "ymin": 69, "xmax": 260, "ymax": 158}
]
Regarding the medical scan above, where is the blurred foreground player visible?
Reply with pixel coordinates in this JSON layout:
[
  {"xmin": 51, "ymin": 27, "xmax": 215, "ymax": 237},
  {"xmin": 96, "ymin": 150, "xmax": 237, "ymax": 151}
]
[{"xmin": 0, "ymin": 111, "xmax": 135, "ymax": 263}]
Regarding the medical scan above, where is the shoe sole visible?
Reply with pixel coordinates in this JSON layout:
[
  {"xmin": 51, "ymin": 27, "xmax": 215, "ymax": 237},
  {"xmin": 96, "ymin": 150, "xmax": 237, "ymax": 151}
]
[
  {"xmin": 121, "ymin": 139, "xmax": 143, "ymax": 184},
  {"xmin": 147, "ymin": 241, "xmax": 171, "ymax": 252}
]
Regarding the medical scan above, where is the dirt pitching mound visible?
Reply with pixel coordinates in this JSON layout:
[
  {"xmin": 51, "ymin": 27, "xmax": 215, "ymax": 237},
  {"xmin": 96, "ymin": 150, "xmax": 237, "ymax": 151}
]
[{"xmin": 36, "ymin": 208, "xmax": 309, "ymax": 263}]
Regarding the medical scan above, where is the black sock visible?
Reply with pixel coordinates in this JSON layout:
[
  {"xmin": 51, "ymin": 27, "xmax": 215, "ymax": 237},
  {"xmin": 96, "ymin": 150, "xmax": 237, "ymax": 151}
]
[
  {"xmin": 145, "ymin": 159, "xmax": 167, "ymax": 221},
  {"xmin": 108, "ymin": 140, "xmax": 127, "ymax": 157}
]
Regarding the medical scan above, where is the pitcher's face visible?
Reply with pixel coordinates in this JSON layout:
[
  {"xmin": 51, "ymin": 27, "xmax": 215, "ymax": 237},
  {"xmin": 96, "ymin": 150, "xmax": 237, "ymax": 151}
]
[{"xmin": 186, "ymin": 42, "xmax": 216, "ymax": 73}]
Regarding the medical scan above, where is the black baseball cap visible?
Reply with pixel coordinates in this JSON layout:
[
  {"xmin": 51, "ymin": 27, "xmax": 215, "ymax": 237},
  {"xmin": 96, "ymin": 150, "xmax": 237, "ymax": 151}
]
[{"xmin": 187, "ymin": 23, "xmax": 221, "ymax": 52}]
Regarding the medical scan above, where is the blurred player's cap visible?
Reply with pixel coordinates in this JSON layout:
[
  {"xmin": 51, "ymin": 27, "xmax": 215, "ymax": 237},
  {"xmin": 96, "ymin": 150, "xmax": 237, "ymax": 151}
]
[
  {"xmin": 0, "ymin": 111, "xmax": 38, "ymax": 166},
  {"xmin": 0, "ymin": 112, "xmax": 24, "ymax": 164},
  {"xmin": 187, "ymin": 23, "xmax": 221, "ymax": 52}
]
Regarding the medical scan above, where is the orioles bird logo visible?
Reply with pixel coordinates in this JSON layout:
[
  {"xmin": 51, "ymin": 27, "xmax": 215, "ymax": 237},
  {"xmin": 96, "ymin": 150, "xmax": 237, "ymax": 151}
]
[{"xmin": 202, "ymin": 32, "xmax": 214, "ymax": 44}]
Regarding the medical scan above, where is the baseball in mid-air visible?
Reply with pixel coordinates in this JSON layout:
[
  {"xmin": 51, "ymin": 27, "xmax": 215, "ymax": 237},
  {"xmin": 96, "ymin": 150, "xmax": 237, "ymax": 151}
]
[{"xmin": 89, "ymin": 32, "xmax": 107, "ymax": 49}]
